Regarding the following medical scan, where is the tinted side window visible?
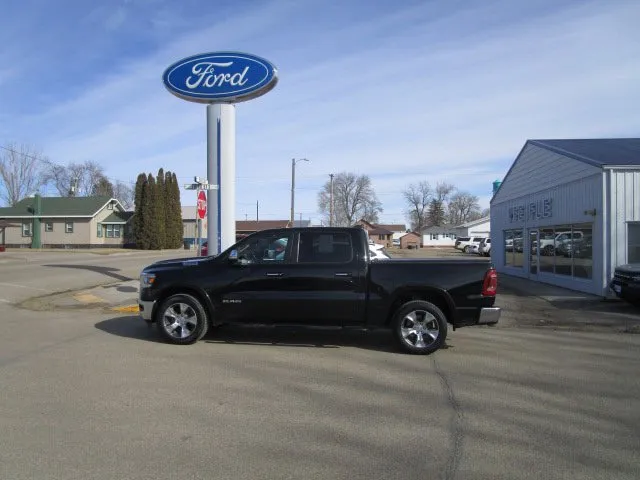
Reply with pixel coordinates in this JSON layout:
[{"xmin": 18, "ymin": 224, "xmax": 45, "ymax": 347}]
[{"xmin": 298, "ymin": 232, "xmax": 353, "ymax": 263}]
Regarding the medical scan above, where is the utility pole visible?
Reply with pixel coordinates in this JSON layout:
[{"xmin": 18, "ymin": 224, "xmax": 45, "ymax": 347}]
[
  {"xmin": 256, "ymin": 200, "xmax": 259, "ymax": 222},
  {"xmin": 290, "ymin": 158, "xmax": 309, "ymax": 225},
  {"xmin": 329, "ymin": 173, "xmax": 334, "ymax": 227}
]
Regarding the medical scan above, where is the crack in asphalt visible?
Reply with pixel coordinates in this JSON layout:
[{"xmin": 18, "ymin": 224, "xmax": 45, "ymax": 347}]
[{"xmin": 432, "ymin": 356, "xmax": 464, "ymax": 480}]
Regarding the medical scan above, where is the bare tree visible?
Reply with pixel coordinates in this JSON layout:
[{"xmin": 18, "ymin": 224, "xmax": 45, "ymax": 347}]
[
  {"xmin": 114, "ymin": 181, "xmax": 135, "ymax": 210},
  {"xmin": 69, "ymin": 161, "xmax": 106, "ymax": 197},
  {"xmin": 43, "ymin": 159, "xmax": 73, "ymax": 196},
  {"xmin": 403, "ymin": 181, "xmax": 432, "ymax": 231},
  {"xmin": 447, "ymin": 191, "xmax": 481, "ymax": 226},
  {"xmin": 318, "ymin": 172, "xmax": 382, "ymax": 226},
  {"xmin": 43, "ymin": 160, "xmax": 110, "ymax": 197},
  {"xmin": 0, "ymin": 144, "xmax": 47, "ymax": 206},
  {"xmin": 434, "ymin": 181, "xmax": 455, "ymax": 205}
]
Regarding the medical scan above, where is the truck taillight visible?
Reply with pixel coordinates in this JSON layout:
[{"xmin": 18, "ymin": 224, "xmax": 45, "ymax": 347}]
[{"xmin": 482, "ymin": 268, "xmax": 498, "ymax": 296}]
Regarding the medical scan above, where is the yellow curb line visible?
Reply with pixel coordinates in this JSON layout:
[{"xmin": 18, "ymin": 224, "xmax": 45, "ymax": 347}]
[{"xmin": 112, "ymin": 305, "xmax": 140, "ymax": 313}]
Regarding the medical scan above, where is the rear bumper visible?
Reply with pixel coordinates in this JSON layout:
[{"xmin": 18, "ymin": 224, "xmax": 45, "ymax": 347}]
[{"xmin": 477, "ymin": 307, "xmax": 501, "ymax": 325}]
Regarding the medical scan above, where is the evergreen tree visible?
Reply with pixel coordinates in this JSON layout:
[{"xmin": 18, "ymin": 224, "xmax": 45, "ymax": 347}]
[
  {"xmin": 133, "ymin": 173, "xmax": 147, "ymax": 248},
  {"xmin": 140, "ymin": 173, "xmax": 156, "ymax": 249},
  {"xmin": 171, "ymin": 172, "xmax": 183, "ymax": 248},
  {"xmin": 91, "ymin": 176, "xmax": 114, "ymax": 197},
  {"xmin": 156, "ymin": 168, "xmax": 166, "ymax": 248},
  {"xmin": 165, "ymin": 171, "xmax": 178, "ymax": 248},
  {"xmin": 426, "ymin": 199, "xmax": 446, "ymax": 227}
]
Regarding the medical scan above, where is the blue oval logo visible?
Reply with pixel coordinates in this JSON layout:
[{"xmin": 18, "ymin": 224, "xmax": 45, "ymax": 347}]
[{"xmin": 163, "ymin": 52, "xmax": 278, "ymax": 104}]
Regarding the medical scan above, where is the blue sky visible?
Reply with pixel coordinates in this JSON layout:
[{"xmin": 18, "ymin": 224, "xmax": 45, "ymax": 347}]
[{"xmin": 1, "ymin": 0, "xmax": 639, "ymax": 224}]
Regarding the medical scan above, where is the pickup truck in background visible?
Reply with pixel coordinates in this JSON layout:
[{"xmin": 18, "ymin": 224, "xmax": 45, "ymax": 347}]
[
  {"xmin": 138, "ymin": 228, "xmax": 501, "ymax": 355},
  {"xmin": 610, "ymin": 264, "xmax": 640, "ymax": 307}
]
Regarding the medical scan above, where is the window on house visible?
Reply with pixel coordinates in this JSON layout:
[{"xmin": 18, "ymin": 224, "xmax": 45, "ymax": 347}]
[
  {"xmin": 45, "ymin": 222, "xmax": 53, "ymax": 232},
  {"xmin": 378, "ymin": 235, "xmax": 385, "ymax": 240},
  {"xmin": 107, "ymin": 202, "xmax": 114, "ymax": 210},
  {"xmin": 65, "ymin": 222, "xmax": 74, "ymax": 233},
  {"xmin": 22, "ymin": 222, "xmax": 32, "ymax": 237},
  {"xmin": 106, "ymin": 225, "xmax": 121, "ymax": 238},
  {"xmin": 97, "ymin": 224, "xmax": 103, "ymax": 238}
]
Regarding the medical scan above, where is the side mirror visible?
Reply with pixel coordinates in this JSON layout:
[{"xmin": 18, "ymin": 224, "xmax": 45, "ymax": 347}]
[{"xmin": 228, "ymin": 250, "xmax": 250, "ymax": 266}]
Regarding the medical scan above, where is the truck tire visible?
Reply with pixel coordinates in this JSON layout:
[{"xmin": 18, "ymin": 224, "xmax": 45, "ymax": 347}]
[
  {"xmin": 463, "ymin": 245, "xmax": 471, "ymax": 253},
  {"xmin": 156, "ymin": 293, "xmax": 209, "ymax": 345},
  {"xmin": 392, "ymin": 300, "xmax": 448, "ymax": 355}
]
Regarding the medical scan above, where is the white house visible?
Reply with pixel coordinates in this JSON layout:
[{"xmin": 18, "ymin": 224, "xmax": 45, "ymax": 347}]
[
  {"xmin": 421, "ymin": 225, "xmax": 458, "ymax": 247},
  {"xmin": 454, "ymin": 216, "xmax": 491, "ymax": 238}
]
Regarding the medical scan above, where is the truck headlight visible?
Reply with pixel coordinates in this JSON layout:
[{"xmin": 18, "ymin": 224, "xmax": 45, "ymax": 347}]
[{"xmin": 140, "ymin": 273, "xmax": 156, "ymax": 288}]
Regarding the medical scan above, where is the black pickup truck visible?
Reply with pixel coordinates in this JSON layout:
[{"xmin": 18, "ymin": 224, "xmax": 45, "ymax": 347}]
[
  {"xmin": 610, "ymin": 263, "xmax": 640, "ymax": 307},
  {"xmin": 138, "ymin": 227, "xmax": 501, "ymax": 354}
]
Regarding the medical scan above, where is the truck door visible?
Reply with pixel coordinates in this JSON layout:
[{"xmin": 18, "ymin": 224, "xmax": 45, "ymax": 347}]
[{"xmin": 283, "ymin": 230, "xmax": 367, "ymax": 326}]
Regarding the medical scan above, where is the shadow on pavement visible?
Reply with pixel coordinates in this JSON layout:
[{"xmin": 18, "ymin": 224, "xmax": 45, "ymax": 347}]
[
  {"xmin": 43, "ymin": 264, "xmax": 133, "ymax": 282},
  {"xmin": 94, "ymin": 316, "xmax": 453, "ymax": 354},
  {"xmin": 95, "ymin": 316, "xmax": 163, "ymax": 343}
]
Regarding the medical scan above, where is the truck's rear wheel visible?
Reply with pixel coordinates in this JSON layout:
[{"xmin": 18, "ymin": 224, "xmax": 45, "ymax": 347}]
[
  {"xmin": 393, "ymin": 300, "xmax": 447, "ymax": 355},
  {"xmin": 156, "ymin": 294, "xmax": 209, "ymax": 345}
]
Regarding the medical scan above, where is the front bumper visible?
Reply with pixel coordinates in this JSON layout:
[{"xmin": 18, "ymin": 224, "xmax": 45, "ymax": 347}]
[
  {"xmin": 138, "ymin": 299, "xmax": 156, "ymax": 322},
  {"xmin": 609, "ymin": 279, "xmax": 640, "ymax": 301},
  {"xmin": 477, "ymin": 307, "xmax": 501, "ymax": 325}
]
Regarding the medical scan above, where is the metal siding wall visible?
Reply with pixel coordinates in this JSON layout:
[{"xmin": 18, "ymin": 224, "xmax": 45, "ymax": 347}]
[
  {"xmin": 493, "ymin": 144, "xmax": 601, "ymax": 204},
  {"xmin": 609, "ymin": 170, "xmax": 640, "ymax": 268},
  {"xmin": 491, "ymin": 174, "xmax": 604, "ymax": 294}
]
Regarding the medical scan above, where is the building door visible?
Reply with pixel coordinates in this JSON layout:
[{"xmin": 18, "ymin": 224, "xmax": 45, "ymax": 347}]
[{"xmin": 529, "ymin": 229, "xmax": 539, "ymax": 278}]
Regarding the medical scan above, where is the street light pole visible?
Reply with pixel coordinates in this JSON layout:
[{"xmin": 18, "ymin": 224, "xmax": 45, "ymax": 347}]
[{"xmin": 290, "ymin": 158, "xmax": 309, "ymax": 225}]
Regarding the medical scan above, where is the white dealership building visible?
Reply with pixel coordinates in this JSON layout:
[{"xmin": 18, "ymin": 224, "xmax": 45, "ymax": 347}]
[{"xmin": 490, "ymin": 138, "xmax": 640, "ymax": 297}]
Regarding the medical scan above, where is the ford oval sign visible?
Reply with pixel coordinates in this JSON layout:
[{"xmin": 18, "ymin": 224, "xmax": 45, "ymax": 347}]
[{"xmin": 162, "ymin": 52, "xmax": 278, "ymax": 104}]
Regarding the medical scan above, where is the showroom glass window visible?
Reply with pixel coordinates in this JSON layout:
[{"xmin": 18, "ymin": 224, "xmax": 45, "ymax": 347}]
[
  {"xmin": 529, "ymin": 223, "xmax": 593, "ymax": 279},
  {"xmin": 503, "ymin": 229, "xmax": 523, "ymax": 267}
]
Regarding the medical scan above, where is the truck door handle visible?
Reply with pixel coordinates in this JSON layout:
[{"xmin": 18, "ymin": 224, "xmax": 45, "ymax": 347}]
[
  {"xmin": 266, "ymin": 272, "xmax": 284, "ymax": 277},
  {"xmin": 334, "ymin": 272, "xmax": 352, "ymax": 277}
]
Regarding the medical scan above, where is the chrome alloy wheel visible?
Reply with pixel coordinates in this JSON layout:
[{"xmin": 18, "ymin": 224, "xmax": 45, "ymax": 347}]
[
  {"xmin": 400, "ymin": 309, "xmax": 440, "ymax": 350},
  {"xmin": 162, "ymin": 302, "xmax": 198, "ymax": 339}
]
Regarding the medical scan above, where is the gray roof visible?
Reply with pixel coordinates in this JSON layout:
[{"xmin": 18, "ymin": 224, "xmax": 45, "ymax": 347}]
[
  {"xmin": 456, "ymin": 216, "xmax": 490, "ymax": 228},
  {"xmin": 530, "ymin": 138, "xmax": 640, "ymax": 167}
]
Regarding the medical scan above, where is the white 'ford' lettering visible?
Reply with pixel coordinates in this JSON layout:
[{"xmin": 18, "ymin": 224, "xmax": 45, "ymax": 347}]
[{"xmin": 185, "ymin": 62, "xmax": 250, "ymax": 89}]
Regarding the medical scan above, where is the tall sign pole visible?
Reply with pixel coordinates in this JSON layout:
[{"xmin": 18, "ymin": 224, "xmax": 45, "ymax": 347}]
[{"xmin": 163, "ymin": 52, "xmax": 278, "ymax": 256}]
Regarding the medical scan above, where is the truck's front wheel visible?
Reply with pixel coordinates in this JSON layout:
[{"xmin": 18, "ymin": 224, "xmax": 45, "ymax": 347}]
[
  {"xmin": 156, "ymin": 294, "xmax": 209, "ymax": 345},
  {"xmin": 393, "ymin": 300, "xmax": 448, "ymax": 355}
]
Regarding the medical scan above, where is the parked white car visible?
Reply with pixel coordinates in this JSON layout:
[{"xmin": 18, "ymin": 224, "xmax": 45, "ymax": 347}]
[
  {"xmin": 455, "ymin": 236, "xmax": 485, "ymax": 253},
  {"xmin": 478, "ymin": 237, "xmax": 491, "ymax": 256},
  {"xmin": 533, "ymin": 231, "xmax": 584, "ymax": 256}
]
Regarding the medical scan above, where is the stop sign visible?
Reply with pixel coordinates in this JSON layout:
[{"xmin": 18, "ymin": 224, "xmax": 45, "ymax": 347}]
[{"xmin": 197, "ymin": 190, "xmax": 207, "ymax": 219}]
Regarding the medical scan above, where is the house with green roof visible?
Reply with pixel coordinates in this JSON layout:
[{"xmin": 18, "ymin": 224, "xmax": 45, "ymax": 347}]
[{"xmin": 0, "ymin": 196, "xmax": 134, "ymax": 248}]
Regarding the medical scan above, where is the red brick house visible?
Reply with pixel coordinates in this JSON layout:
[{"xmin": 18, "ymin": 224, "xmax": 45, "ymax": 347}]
[{"xmin": 399, "ymin": 232, "xmax": 421, "ymax": 249}]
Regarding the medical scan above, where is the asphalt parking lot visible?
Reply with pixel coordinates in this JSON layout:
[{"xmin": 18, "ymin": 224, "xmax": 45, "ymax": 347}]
[{"xmin": 1, "ymin": 248, "xmax": 639, "ymax": 480}]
